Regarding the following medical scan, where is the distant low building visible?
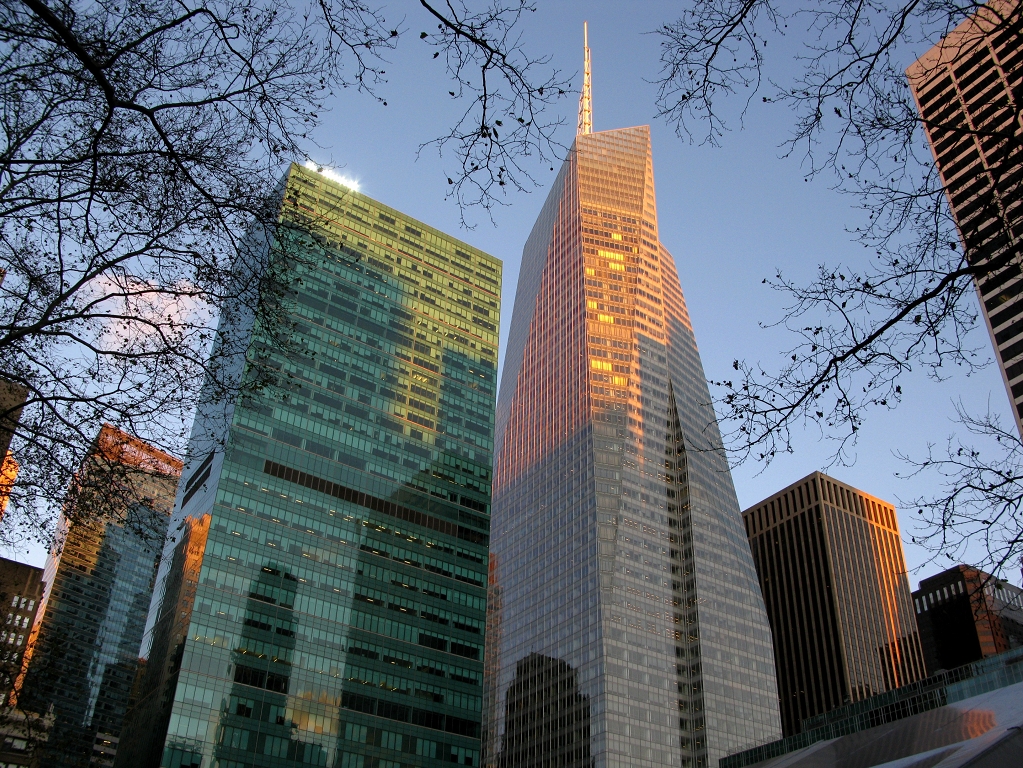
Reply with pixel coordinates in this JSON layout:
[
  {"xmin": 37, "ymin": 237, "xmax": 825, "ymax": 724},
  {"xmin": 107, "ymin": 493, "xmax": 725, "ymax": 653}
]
[
  {"xmin": 913, "ymin": 565, "xmax": 1023, "ymax": 672},
  {"xmin": 722, "ymin": 644, "xmax": 1023, "ymax": 768},
  {"xmin": 742, "ymin": 472, "xmax": 927, "ymax": 736}
]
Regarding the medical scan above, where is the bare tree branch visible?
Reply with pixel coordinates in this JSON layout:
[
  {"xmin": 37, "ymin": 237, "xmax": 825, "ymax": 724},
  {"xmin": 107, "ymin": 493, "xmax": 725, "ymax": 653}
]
[{"xmin": 0, "ymin": 0, "xmax": 560, "ymax": 545}]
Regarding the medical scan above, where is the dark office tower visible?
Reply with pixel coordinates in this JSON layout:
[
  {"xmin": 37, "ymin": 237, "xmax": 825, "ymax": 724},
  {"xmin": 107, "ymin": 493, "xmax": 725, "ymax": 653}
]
[
  {"xmin": 906, "ymin": 0, "xmax": 1023, "ymax": 432},
  {"xmin": 913, "ymin": 564, "xmax": 1023, "ymax": 672},
  {"xmin": 20, "ymin": 424, "xmax": 180, "ymax": 767},
  {"xmin": 0, "ymin": 557, "xmax": 43, "ymax": 703},
  {"xmin": 742, "ymin": 472, "xmax": 927, "ymax": 737},
  {"xmin": 486, "ymin": 35, "xmax": 781, "ymax": 768},
  {"xmin": 114, "ymin": 162, "xmax": 500, "ymax": 768}
]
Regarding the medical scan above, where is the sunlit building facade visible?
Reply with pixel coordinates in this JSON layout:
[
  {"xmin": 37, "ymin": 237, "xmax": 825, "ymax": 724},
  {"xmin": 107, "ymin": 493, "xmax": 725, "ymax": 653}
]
[
  {"xmin": 486, "ymin": 44, "xmax": 781, "ymax": 767},
  {"xmin": 742, "ymin": 472, "xmax": 926, "ymax": 736},
  {"xmin": 0, "ymin": 379, "xmax": 26, "ymax": 518},
  {"xmin": 115, "ymin": 163, "xmax": 501, "ymax": 768},
  {"xmin": 21, "ymin": 424, "xmax": 181, "ymax": 767},
  {"xmin": 907, "ymin": 0, "xmax": 1023, "ymax": 433}
]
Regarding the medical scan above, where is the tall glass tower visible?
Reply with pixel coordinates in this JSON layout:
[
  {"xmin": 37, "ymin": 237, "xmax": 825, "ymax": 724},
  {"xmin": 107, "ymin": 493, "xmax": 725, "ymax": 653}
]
[
  {"xmin": 22, "ymin": 424, "xmax": 181, "ymax": 768},
  {"xmin": 116, "ymin": 163, "xmax": 501, "ymax": 768},
  {"xmin": 485, "ymin": 35, "xmax": 781, "ymax": 768}
]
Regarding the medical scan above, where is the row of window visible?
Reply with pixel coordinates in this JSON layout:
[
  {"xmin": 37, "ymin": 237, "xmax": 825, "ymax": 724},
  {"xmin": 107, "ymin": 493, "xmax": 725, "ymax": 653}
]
[{"xmin": 8, "ymin": 595, "xmax": 34, "ymax": 611}]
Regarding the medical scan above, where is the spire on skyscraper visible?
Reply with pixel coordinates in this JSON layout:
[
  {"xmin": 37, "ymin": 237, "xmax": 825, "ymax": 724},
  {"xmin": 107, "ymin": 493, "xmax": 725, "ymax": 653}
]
[{"xmin": 577, "ymin": 22, "xmax": 592, "ymax": 135}]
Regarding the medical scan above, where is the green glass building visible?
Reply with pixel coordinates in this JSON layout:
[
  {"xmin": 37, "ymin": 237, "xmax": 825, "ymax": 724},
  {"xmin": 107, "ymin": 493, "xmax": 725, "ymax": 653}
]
[{"xmin": 116, "ymin": 163, "xmax": 501, "ymax": 768}]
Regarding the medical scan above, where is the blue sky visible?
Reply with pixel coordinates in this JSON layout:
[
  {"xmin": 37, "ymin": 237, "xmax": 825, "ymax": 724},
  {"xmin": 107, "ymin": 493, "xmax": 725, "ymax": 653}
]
[{"xmin": 8, "ymin": 2, "xmax": 1014, "ymax": 588}]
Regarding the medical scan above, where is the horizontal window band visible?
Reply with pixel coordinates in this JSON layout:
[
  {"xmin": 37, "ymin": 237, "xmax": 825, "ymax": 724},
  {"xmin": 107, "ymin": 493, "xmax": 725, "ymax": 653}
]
[{"xmin": 263, "ymin": 460, "xmax": 488, "ymax": 546}]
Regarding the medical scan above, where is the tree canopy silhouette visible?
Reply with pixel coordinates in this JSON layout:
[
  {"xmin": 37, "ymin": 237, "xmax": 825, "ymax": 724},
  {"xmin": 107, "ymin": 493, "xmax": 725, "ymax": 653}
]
[
  {"xmin": 0, "ymin": 0, "xmax": 566, "ymax": 543},
  {"xmin": 653, "ymin": 0, "xmax": 1023, "ymax": 576}
]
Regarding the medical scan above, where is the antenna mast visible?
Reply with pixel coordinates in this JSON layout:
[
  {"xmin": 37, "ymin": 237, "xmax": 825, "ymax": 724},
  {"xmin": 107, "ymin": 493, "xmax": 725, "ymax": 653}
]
[{"xmin": 578, "ymin": 22, "xmax": 592, "ymax": 135}]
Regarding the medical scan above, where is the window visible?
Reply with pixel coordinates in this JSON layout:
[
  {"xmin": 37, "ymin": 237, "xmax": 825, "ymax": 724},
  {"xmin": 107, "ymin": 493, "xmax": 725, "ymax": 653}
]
[{"xmin": 9, "ymin": 597, "xmax": 16, "ymax": 608}]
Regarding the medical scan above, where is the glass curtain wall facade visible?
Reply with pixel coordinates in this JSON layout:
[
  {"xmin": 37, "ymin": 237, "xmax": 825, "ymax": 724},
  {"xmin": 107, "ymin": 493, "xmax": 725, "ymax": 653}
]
[
  {"xmin": 742, "ymin": 472, "xmax": 927, "ymax": 736},
  {"xmin": 21, "ymin": 424, "xmax": 181, "ymax": 767},
  {"xmin": 487, "ymin": 126, "xmax": 781, "ymax": 768},
  {"xmin": 115, "ymin": 163, "xmax": 501, "ymax": 768}
]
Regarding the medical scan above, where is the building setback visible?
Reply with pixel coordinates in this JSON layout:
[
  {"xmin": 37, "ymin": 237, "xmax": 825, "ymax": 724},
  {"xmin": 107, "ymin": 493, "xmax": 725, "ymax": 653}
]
[
  {"xmin": 906, "ymin": 0, "xmax": 1023, "ymax": 433},
  {"xmin": 486, "ymin": 35, "xmax": 781, "ymax": 768},
  {"xmin": 115, "ymin": 162, "xmax": 501, "ymax": 768},
  {"xmin": 742, "ymin": 472, "xmax": 927, "ymax": 736},
  {"xmin": 913, "ymin": 564, "xmax": 1023, "ymax": 672},
  {"xmin": 20, "ymin": 424, "xmax": 181, "ymax": 768}
]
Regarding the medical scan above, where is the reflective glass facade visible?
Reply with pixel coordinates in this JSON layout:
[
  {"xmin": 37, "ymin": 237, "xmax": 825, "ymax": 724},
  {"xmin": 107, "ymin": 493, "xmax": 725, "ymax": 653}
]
[
  {"xmin": 487, "ymin": 127, "xmax": 781, "ymax": 768},
  {"xmin": 22, "ymin": 424, "xmax": 181, "ymax": 767},
  {"xmin": 115, "ymin": 163, "xmax": 500, "ymax": 768}
]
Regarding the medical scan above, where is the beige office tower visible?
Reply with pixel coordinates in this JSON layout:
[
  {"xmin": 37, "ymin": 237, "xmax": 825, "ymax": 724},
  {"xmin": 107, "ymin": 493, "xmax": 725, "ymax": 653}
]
[
  {"xmin": 485, "ymin": 30, "xmax": 782, "ymax": 768},
  {"xmin": 742, "ymin": 473, "xmax": 927, "ymax": 737},
  {"xmin": 907, "ymin": 0, "xmax": 1023, "ymax": 432}
]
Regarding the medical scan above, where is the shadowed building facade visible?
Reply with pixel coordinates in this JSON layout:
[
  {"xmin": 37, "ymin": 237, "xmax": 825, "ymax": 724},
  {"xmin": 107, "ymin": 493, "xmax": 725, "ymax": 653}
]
[
  {"xmin": 20, "ymin": 424, "xmax": 181, "ymax": 767},
  {"xmin": 114, "ymin": 163, "xmax": 500, "ymax": 768},
  {"xmin": 486, "ymin": 37, "xmax": 781, "ymax": 768},
  {"xmin": 0, "ymin": 557, "xmax": 43, "ymax": 705},
  {"xmin": 913, "ymin": 564, "xmax": 1023, "ymax": 672},
  {"xmin": 907, "ymin": 0, "xmax": 1023, "ymax": 433},
  {"xmin": 742, "ymin": 472, "xmax": 926, "ymax": 736}
]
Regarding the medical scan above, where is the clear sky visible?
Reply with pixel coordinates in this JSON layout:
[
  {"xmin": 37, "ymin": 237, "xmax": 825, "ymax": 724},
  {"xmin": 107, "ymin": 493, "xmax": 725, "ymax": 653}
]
[{"xmin": 7, "ymin": 2, "xmax": 1015, "ymax": 589}]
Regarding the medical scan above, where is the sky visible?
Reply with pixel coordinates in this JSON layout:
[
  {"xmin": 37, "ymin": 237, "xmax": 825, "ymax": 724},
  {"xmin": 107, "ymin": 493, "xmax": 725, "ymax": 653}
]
[{"xmin": 7, "ymin": 2, "xmax": 1016, "ymax": 589}]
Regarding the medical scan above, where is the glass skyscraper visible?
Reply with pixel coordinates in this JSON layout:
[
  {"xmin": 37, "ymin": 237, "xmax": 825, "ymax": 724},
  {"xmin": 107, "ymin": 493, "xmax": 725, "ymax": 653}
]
[
  {"xmin": 485, "ymin": 41, "xmax": 781, "ymax": 768},
  {"xmin": 21, "ymin": 424, "xmax": 181, "ymax": 768},
  {"xmin": 116, "ymin": 163, "xmax": 501, "ymax": 768}
]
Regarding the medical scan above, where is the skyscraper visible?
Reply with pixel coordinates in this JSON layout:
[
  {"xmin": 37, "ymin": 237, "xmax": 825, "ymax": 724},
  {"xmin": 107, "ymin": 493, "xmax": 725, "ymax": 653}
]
[
  {"xmin": 21, "ymin": 424, "xmax": 181, "ymax": 767},
  {"xmin": 906, "ymin": 0, "xmax": 1023, "ymax": 432},
  {"xmin": 485, "ymin": 33, "xmax": 781, "ymax": 768},
  {"xmin": 913, "ymin": 564, "xmax": 1023, "ymax": 672},
  {"xmin": 115, "ymin": 162, "xmax": 501, "ymax": 768},
  {"xmin": 742, "ymin": 472, "xmax": 927, "ymax": 736}
]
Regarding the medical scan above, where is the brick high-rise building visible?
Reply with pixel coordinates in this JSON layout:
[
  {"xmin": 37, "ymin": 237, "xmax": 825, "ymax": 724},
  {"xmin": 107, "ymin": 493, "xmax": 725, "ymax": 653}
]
[
  {"xmin": 486, "ymin": 31, "xmax": 781, "ymax": 768},
  {"xmin": 742, "ymin": 472, "xmax": 927, "ymax": 736},
  {"xmin": 0, "ymin": 557, "xmax": 43, "ymax": 704},
  {"xmin": 907, "ymin": 0, "xmax": 1023, "ymax": 432},
  {"xmin": 115, "ymin": 163, "xmax": 501, "ymax": 768},
  {"xmin": 913, "ymin": 564, "xmax": 1023, "ymax": 672}
]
